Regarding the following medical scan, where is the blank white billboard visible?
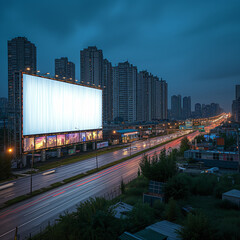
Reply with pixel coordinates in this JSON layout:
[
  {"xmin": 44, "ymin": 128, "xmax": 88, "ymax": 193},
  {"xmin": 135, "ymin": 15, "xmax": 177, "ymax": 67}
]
[{"xmin": 23, "ymin": 74, "xmax": 102, "ymax": 136}]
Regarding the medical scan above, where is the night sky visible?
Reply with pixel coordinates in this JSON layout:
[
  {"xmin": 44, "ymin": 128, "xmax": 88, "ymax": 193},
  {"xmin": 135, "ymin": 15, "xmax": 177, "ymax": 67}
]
[{"xmin": 1, "ymin": 0, "xmax": 240, "ymax": 111}]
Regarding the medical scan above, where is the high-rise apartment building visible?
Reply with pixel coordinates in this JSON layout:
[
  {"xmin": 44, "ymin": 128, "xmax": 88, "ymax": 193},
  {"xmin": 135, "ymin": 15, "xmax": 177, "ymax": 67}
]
[
  {"xmin": 171, "ymin": 95, "xmax": 182, "ymax": 120},
  {"xmin": 195, "ymin": 103, "xmax": 202, "ymax": 118},
  {"xmin": 80, "ymin": 46, "xmax": 103, "ymax": 86},
  {"xmin": 102, "ymin": 59, "xmax": 113, "ymax": 123},
  {"xmin": 8, "ymin": 37, "xmax": 37, "ymax": 156},
  {"xmin": 0, "ymin": 97, "xmax": 8, "ymax": 119},
  {"xmin": 136, "ymin": 72, "xmax": 167, "ymax": 122},
  {"xmin": 55, "ymin": 57, "xmax": 75, "ymax": 82},
  {"xmin": 183, "ymin": 96, "xmax": 191, "ymax": 119},
  {"xmin": 113, "ymin": 61, "xmax": 137, "ymax": 123},
  {"xmin": 232, "ymin": 85, "xmax": 240, "ymax": 122},
  {"xmin": 159, "ymin": 78, "xmax": 168, "ymax": 120}
]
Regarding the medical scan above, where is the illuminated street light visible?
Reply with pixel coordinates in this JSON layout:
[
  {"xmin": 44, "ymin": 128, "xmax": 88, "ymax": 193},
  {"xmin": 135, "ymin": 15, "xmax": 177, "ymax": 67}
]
[
  {"xmin": 26, "ymin": 67, "xmax": 30, "ymax": 71},
  {"xmin": 7, "ymin": 148, "xmax": 13, "ymax": 153},
  {"xmin": 113, "ymin": 130, "xmax": 116, "ymax": 134}
]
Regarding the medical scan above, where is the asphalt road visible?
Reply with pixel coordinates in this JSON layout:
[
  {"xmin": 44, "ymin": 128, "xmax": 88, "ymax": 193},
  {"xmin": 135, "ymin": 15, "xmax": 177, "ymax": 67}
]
[
  {"xmin": 0, "ymin": 131, "xmax": 190, "ymax": 205},
  {"xmin": 0, "ymin": 131, "xmax": 199, "ymax": 240}
]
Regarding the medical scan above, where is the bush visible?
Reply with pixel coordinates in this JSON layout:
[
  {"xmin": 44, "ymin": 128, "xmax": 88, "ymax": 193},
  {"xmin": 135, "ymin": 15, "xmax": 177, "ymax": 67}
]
[
  {"xmin": 153, "ymin": 200, "xmax": 165, "ymax": 219},
  {"xmin": 165, "ymin": 198, "xmax": 179, "ymax": 221},
  {"xmin": 218, "ymin": 199, "xmax": 239, "ymax": 210},
  {"xmin": 0, "ymin": 154, "xmax": 11, "ymax": 180},
  {"xmin": 127, "ymin": 203, "xmax": 154, "ymax": 232},
  {"xmin": 191, "ymin": 175, "xmax": 218, "ymax": 196},
  {"xmin": 164, "ymin": 173, "xmax": 191, "ymax": 201},
  {"xmin": 177, "ymin": 212, "xmax": 214, "ymax": 240},
  {"xmin": 140, "ymin": 149, "xmax": 177, "ymax": 182}
]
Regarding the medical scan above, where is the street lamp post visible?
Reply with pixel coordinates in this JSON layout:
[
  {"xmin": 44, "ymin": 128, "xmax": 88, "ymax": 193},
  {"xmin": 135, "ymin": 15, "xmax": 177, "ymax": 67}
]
[
  {"xmin": 95, "ymin": 141, "xmax": 98, "ymax": 169},
  {"xmin": 30, "ymin": 151, "xmax": 34, "ymax": 195}
]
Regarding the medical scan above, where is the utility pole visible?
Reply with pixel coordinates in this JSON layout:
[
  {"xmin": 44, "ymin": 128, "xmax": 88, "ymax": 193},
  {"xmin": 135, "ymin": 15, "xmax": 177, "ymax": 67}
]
[
  {"xmin": 96, "ymin": 142, "xmax": 98, "ymax": 169},
  {"xmin": 30, "ymin": 151, "xmax": 34, "ymax": 195}
]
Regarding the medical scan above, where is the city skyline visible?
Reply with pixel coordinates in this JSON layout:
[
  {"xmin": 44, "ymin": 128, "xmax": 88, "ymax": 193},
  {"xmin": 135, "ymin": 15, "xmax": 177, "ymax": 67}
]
[{"xmin": 1, "ymin": 1, "xmax": 240, "ymax": 112}]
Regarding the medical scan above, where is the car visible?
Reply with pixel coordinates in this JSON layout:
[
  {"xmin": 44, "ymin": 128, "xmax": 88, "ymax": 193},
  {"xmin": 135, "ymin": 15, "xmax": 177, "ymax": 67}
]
[{"xmin": 201, "ymin": 167, "xmax": 219, "ymax": 174}]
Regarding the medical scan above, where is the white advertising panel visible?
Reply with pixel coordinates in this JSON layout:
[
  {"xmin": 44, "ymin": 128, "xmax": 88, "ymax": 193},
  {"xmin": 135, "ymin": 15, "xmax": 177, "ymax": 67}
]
[{"xmin": 23, "ymin": 74, "xmax": 102, "ymax": 135}]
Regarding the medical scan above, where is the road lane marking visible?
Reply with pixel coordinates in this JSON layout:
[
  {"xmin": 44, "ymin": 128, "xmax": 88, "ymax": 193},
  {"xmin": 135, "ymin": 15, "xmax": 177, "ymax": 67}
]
[
  {"xmin": 52, "ymin": 191, "xmax": 65, "ymax": 197},
  {"xmin": 24, "ymin": 203, "xmax": 50, "ymax": 217}
]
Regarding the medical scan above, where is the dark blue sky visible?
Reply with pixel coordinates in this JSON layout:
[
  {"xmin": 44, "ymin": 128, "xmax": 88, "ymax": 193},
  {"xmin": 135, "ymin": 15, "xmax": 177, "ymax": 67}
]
[{"xmin": 1, "ymin": 0, "xmax": 240, "ymax": 111}]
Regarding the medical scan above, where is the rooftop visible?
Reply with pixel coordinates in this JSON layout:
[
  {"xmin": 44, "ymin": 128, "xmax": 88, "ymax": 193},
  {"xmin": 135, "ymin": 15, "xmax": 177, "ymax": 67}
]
[{"xmin": 223, "ymin": 189, "xmax": 240, "ymax": 199}]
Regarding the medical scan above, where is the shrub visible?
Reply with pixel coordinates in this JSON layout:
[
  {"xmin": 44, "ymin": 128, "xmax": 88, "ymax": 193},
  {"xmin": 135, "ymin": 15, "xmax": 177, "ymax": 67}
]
[
  {"xmin": 177, "ymin": 212, "xmax": 214, "ymax": 240},
  {"xmin": 153, "ymin": 200, "xmax": 165, "ymax": 219},
  {"xmin": 218, "ymin": 199, "xmax": 239, "ymax": 210},
  {"xmin": 165, "ymin": 197, "xmax": 179, "ymax": 221},
  {"xmin": 164, "ymin": 173, "xmax": 191, "ymax": 200}
]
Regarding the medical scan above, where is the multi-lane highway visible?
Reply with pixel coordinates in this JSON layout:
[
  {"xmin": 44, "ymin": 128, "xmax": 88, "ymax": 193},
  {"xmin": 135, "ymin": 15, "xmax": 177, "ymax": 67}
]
[
  {"xmin": 0, "ymin": 131, "xmax": 190, "ymax": 205},
  {"xmin": 0, "ymin": 131, "xmax": 199, "ymax": 240}
]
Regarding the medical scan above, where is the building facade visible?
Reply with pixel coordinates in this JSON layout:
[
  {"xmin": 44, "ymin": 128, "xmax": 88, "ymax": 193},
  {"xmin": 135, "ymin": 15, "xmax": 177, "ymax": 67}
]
[
  {"xmin": 8, "ymin": 37, "xmax": 37, "ymax": 156},
  {"xmin": 195, "ymin": 103, "xmax": 202, "ymax": 118},
  {"xmin": 80, "ymin": 46, "xmax": 103, "ymax": 86},
  {"xmin": 171, "ymin": 95, "xmax": 182, "ymax": 120},
  {"xmin": 102, "ymin": 59, "xmax": 113, "ymax": 123},
  {"xmin": 183, "ymin": 96, "xmax": 191, "ymax": 119},
  {"xmin": 113, "ymin": 61, "xmax": 137, "ymax": 123},
  {"xmin": 55, "ymin": 57, "xmax": 75, "ymax": 82}
]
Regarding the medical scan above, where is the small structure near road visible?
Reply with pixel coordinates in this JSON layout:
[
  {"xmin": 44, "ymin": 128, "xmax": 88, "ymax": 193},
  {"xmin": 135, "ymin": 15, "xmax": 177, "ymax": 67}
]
[
  {"xmin": 222, "ymin": 189, "xmax": 240, "ymax": 207},
  {"xmin": 119, "ymin": 220, "xmax": 181, "ymax": 240},
  {"xmin": 143, "ymin": 181, "xmax": 165, "ymax": 206},
  {"xmin": 111, "ymin": 202, "xmax": 133, "ymax": 219}
]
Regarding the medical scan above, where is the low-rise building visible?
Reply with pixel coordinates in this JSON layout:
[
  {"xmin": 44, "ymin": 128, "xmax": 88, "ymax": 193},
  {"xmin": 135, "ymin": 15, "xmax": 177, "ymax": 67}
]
[
  {"xmin": 222, "ymin": 189, "xmax": 240, "ymax": 207},
  {"xmin": 184, "ymin": 149, "xmax": 239, "ymax": 169}
]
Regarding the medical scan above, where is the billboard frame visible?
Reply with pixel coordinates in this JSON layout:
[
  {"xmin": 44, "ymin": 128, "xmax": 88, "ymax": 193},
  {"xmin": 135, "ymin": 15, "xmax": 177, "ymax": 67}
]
[{"xmin": 21, "ymin": 72, "xmax": 103, "ymax": 154}]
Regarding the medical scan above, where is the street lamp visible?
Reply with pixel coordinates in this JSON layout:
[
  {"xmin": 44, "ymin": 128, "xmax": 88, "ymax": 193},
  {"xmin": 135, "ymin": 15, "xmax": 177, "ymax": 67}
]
[
  {"xmin": 30, "ymin": 151, "xmax": 34, "ymax": 195},
  {"xmin": 7, "ymin": 148, "xmax": 13, "ymax": 153}
]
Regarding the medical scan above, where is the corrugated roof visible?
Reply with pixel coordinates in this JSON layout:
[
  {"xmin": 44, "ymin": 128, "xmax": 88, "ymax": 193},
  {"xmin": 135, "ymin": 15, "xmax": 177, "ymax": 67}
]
[
  {"xmin": 112, "ymin": 202, "xmax": 133, "ymax": 219},
  {"xmin": 223, "ymin": 189, "xmax": 240, "ymax": 199},
  {"xmin": 136, "ymin": 229, "xmax": 167, "ymax": 240},
  {"xmin": 119, "ymin": 232, "xmax": 142, "ymax": 240},
  {"xmin": 147, "ymin": 221, "xmax": 181, "ymax": 240}
]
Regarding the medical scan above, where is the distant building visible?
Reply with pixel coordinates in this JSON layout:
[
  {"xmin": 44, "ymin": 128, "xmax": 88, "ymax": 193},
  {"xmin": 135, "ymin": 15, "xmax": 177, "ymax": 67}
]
[
  {"xmin": 80, "ymin": 46, "xmax": 103, "ymax": 86},
  {"xmin": 137, "ymin": 71, "xmax": 151, "ymax": 121},
  {"xmin": 159, "ymin": 78, "xmax": 168, "ymax": 120},
  {"xmin": 171, "ymin": 95, "xmax": 182, "ymax": 120},
  {"xmin": 236, "ymin": 85, "xmax": 240, "ymax": 100},
  {"xmin": 113, "ymin": 61, "xmax": 137, "ymax": 123},
  {"xmin": 0, "ymin": 97, "xmax": 8, "ymax": 119},
  {"xmin": 183, "ymin": 96, "xmax": 191, "ymax": 119},
  {"xmin": 195, "ymin": 103, "xmax": 202, "ymax": 118},
  {"xmin": 8, "ymin": 37, "xmax": 37, "ymax": 156},
  {"xmin": 232, "ymin": 85, "xmax": 240, "ymax": 122},
  {"xmin": 55, "ymin": 57, "xmax": 75, "ymax": 82},
  {"xmin": 136, "ymin": 72, "xmax": 168, "ymax": 122},
  {"xmin": 102, "ymin": 59, "xmax": 113, "ymax": 123}
]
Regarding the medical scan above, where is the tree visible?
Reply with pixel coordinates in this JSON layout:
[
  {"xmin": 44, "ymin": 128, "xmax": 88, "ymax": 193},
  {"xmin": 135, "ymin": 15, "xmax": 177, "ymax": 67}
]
[
  {"xmin": 0, "ymin": 154, "xmax": 11, "ymax": 180},
  {"xmin": 139, "ymin": 149, "xmax": 177, "ymax": 182},
  {"xmin": 165, "ymin": 197, "xmax": 178, "ymax": 221},
  {"xmin": 194, "ymin": 135, "xmax": 205, "ymax": 143},
  {"xmin": 179, "ymin": 137, "xmax": 190, "ymax": 156},
  {"xmin": 164, "ymin": 173, "xmax": 191, "ymax": 200},
  {"xmin": 127, "ymin": 203, "xmax": 154, "ymax": 232},
  {"xmin": 177, "ymin": 213, "xmax": 213, "ymax": 240}
]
